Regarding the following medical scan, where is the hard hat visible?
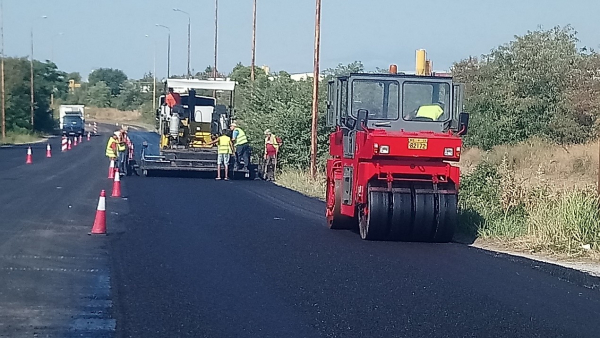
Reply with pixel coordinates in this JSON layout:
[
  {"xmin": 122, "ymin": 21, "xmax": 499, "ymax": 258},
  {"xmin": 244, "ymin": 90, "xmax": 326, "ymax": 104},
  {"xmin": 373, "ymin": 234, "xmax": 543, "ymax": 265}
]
[
  {"xmin": 264, "ymin": 129, "xmax": 271, "ymax": 135},
  {"xmin": 230, "ymin": 123, "xmax": 237, "ymax": 128},
  {"xmin": 113, "ymin": 131, "xmax": 121, "ymax": 137}
]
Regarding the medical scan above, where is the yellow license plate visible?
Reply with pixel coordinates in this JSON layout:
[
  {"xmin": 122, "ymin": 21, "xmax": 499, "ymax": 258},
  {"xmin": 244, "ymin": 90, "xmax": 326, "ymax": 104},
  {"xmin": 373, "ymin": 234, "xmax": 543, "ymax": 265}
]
[{"xmin": 408, "ymin": 138, "xmax": 428, "ymax": 150}]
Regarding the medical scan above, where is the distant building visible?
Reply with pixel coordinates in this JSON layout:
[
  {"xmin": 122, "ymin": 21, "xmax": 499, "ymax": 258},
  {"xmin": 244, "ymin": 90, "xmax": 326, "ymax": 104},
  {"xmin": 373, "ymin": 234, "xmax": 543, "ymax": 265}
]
[{"xmin": 289, "ymin": 72, "xmax": 325, "ymax": 81}]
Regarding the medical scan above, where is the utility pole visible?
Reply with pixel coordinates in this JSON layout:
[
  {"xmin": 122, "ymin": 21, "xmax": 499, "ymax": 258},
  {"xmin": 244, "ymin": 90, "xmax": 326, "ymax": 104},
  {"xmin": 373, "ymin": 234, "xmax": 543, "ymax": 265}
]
[
  {"xmin": 213, "ymin": 0, "xmax": 218, "ymax": 97},
  {"xmin": 310, "ymin": 0, "xmax": 322, "ymax": 179},
  {"xmin": 213, "ymin": 0, "xmax": 218, "ymax": 80},
  {"xmin": 173, "ymin": 8, "xmax": 191, "ymax": 78},
  {"xmin": 250, "ymin": 0, "xmax": 257, "ymax": 82},
  {"xmin": 30, "ymin": 28, "xmax": 34, "ymax": 129},
  {"xmin": 0, "ymin": 0, "xmax": 4, "ymax": 141},
  {"xmin": 30, "ymin": 15, "xmax": 47, "ymax": 130}
]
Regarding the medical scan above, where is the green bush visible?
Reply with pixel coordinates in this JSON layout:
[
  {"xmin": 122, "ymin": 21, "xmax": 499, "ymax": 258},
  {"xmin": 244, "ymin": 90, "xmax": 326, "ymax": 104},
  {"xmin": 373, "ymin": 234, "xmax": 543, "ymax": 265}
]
[{"xmin": 459, "ymin": 161, "xmax": 527, "ymax": 238}]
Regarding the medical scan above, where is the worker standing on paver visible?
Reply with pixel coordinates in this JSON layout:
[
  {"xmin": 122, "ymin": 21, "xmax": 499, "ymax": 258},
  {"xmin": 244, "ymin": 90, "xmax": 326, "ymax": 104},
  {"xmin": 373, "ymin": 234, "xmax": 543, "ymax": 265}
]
[
  {"xmin": 207, "ymin": 130, "xmax": 233, "ymax": 180},
  {"xmin": 165, "ymin": 87, "xmax": 183, "ymax": 117},
  {"xmin": 230, "ymin": 123, "xmax": 250, "ymax": 172},
  {"xmin": 106, "ymin": 131, "xmax": 119, "ymax": 163},
  {"xmin": 263, "ymin": 129, "xmax": 280, "ymax": 181}
]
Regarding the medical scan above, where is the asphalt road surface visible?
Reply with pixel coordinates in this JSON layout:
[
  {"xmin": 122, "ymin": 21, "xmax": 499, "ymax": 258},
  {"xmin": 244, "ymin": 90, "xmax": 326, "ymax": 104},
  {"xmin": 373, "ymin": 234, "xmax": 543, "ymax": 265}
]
[
  {"xmin": 0, "ymin": 125, "xmax": 117, "ymax": 337},
  {"xmin": 2, "ymin": 128, "xmax": 600, "ymax": 338}
]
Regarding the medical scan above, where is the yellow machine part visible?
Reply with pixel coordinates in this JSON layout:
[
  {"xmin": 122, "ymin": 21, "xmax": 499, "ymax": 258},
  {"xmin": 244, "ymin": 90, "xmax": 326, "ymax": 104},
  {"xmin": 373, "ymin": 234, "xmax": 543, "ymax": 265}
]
[
  {"xmin": 160, "ymin": 134, "xmax": 169, "ymax": 148},
  {"xmin": 416, "ymin": 49, "xmax": 432, "ymax": 76},
  {"xmin": 416, "ymin": 49, "xmax": 426, "ymax": 76},
  {"xmin": 190, "ymin": 122, "xmax": 214, "ymax": 148}
]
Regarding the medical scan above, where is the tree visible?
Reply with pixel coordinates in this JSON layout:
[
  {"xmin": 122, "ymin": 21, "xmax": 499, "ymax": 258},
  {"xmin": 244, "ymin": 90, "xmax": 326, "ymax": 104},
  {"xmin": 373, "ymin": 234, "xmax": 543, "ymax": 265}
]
[
  {"xmin": 67, "ymin": 72, "xmax": 81, "ymax": 82},
  {"xmin": 451, "ymin": 25, "xmax": 593, "ymax": 149},
  {"xmin": 86, "ymin": 81, "xmax": 111, "ymax": 107},
  {"xmin": 88, "ymin": 68, "xmax": 128, "ymax": 96},
  {"xmin": 113, "ymin": 81, "xmax": 144, "ymax": 111}
]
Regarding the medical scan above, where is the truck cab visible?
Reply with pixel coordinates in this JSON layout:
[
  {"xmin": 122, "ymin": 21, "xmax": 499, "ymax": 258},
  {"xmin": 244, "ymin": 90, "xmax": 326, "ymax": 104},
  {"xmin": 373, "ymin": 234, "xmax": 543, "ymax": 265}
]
[{"xmin": 61, "ymin": 115, "xmax": 85, "ymax": 137}]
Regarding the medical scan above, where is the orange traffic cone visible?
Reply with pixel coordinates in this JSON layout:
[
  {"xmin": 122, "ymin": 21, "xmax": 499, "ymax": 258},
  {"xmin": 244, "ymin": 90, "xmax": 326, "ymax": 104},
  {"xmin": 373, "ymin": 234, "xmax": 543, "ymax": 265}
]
[
  {"xmin": 79, "ymin": 135, "xmax": 83, "ymax": 144},
  {"xmin": 111, "ymin": 172, "xmax": 122, "ymax": 198},
  {"xmin": 89, "ymin": 190, "xmax": 107, "ymax": 235},
  {"xmin": 108, "ymin": 160, "xmax": 115, "ymax": 179},
  {"xmin": 25, "ymin": 147, "xmax": 32, "ymax": 164},
  {"xmin": 87, "ymin": 132, "xmax": 91, "ymax": 141},
  {"xmin": 67, "ymin": 138, "xmax": 72, "ymax": 150},
  {"xmin": 73, "ymin": 137, "xmax": 78, "ymax": 147},
  {"xmin": 46, "ymin": 143, "xmax": 52, "ymax": 158}
]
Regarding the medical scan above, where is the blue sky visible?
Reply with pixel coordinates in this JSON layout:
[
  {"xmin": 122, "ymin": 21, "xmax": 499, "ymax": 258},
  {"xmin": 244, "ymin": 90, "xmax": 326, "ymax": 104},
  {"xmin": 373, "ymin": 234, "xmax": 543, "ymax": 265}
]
[{"xmin": 5, "ymin": 0, "xmax": 600, "ymax": 80}]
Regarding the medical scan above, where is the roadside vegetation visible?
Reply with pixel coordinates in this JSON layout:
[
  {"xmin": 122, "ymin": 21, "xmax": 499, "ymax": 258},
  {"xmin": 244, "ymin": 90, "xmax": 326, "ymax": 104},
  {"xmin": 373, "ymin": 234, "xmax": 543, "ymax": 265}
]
[
  {"xmin": 3, "ymin": 23, "xmax": 598, "ymax": 256},
  {"xmin": 232, "ymin": 25, "xmax": 600, "ymax": 257}
]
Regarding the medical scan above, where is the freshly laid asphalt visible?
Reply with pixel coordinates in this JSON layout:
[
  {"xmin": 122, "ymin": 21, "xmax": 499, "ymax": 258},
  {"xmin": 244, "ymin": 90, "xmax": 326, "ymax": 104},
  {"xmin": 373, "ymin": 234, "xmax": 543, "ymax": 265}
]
[
  {"xmin": 0, "ymin": 127, "xmax": 118, "ymax": 337},
  {"xmin": 109, "ymin": 132, "xmax": 600, "ymax": 338},
  {"xmin": 2, "ymin": 128, "xmax": 600, "ymax": 338}
]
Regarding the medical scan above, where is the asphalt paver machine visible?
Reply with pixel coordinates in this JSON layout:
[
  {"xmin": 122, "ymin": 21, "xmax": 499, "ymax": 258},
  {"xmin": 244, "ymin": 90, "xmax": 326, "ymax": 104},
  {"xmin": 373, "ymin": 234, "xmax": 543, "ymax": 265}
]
[
  {"xmin": 140, "ymin": 78, "xmax": 258, "ymax": 178},
  {"xmin": 325, "ymin": 50, "xmax": 470, "ymax": 242}
]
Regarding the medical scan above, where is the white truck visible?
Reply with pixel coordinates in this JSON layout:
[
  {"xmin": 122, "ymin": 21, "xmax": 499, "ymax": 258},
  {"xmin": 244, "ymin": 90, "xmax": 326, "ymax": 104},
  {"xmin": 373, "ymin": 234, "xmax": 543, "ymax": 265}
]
[{"xmin": 59, "ymin": 105, "xmax": 86, "ymax": 129}]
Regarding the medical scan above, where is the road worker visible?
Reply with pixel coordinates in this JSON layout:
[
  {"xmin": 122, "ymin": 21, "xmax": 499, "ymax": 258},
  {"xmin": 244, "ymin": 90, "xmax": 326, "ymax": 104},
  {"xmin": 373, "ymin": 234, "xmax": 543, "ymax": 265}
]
[
  {"xmin": 116, "ymin": 128, "xmax": 128, "ymax": 175},
  {"xmin": 165, "ymin": 87, "xmax": 183, "ymax": 117},
  {"xmin": 230, "ymin": 123, "xmax": 250, "ymax": 172},
  {"xmin": 415, "ymin": 103, "xmax": 444, "ymax": 121},
  {"xmin": 263, "ymin": 129, "xmax": 280, "ymax": 181},
  {"xmin": 106, "ymin": 131, "xmax": 119, "ymax": 164},
  {"xmin": 207, "ymin": 129, "xmax": 233, "ymax": 180}
]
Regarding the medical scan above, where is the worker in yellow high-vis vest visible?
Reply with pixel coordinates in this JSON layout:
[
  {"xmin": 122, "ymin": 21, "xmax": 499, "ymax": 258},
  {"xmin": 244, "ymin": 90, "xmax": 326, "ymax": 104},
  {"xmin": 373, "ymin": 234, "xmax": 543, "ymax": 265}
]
[
  {"xmin": 230, "ymin": 123, "xmax": 251, "ymax": 172},
  {"xmin": 105, "ymin": 131, "xmax": 119, "ymax": 161},
  {"xmin": 415, "ymin": 104, "xmax": 444, "ymax": 121},
  {"xmin": 207, "ymin": 130, "xmax": 234, "ymax": 180}
]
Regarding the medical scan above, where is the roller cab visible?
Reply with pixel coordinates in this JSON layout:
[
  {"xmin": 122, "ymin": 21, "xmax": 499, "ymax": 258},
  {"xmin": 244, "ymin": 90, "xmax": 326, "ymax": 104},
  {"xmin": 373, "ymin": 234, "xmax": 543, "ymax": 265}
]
[{"xmin": 325, "ymin": 56, "xmax": 469, "ymax": 242}]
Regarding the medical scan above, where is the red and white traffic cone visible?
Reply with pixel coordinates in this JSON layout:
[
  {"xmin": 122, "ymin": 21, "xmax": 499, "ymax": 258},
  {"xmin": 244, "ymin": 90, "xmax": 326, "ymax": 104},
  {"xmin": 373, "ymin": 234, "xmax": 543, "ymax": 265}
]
[
  {"xmin": 94, "ymin": 122, "xmax": 97, "ymax": 135},
  {"xmin": 108, "ymin": 160, "xmax": 115, "ymax": 179},
  {"xmin": 61, "ymin": 137, "xmax": 67, "ymax": 152},
  {"xmin": 87, "ymin": 131, "xmax": 91, "ymax": 141},
  {"xmin": 79, "ymin": 135, "xmax": 83, "ymax": 144},
  {"xmin": 25, "ymin": 147, "xmax": 32, "ymax": 164},
  {"xmin": 67, "ymin": 138, "xmax": 72, "ymax": 150},
  {"xmin": 89, "ymin": 190, "xmax": 107, "ymax": 235},
  {"xmin": 46, "ymin": 143, "xmax": 52, "ymax": 158},
  {"xmin": 73, "ymin": 137, "xmax": 78, "ymax": 147},
  {"xmin": 111, "ymin": 172, "xmax": 122, "ymax": 198}
]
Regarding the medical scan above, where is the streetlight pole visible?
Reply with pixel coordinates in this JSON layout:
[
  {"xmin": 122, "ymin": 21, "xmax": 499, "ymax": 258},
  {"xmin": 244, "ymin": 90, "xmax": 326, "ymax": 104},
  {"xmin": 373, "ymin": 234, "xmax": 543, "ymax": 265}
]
[
  {"xmin": 173, "ymin": 8, "xmax": 191, "ymax": 78},
  {"xmin": 250, "ymin": 0, "xmax": 257, "ymax": 82},
  {"xmin": 0, "ymin": 0, "xmax": 4, "ymax": 141},
  {"xmin": 310, "ymin": 0, "xmax": 322, "ymax": 179},
  {"xmin": 145, "ymin": 34, "xmax": 156, "ymax": 112},
  {"xmin": 30, "ymin": 15, "xmax": 48, "ymax": 130},
  {"xmin": 156, "ymin": 24, "xmax": 171, "ymax": 79}
]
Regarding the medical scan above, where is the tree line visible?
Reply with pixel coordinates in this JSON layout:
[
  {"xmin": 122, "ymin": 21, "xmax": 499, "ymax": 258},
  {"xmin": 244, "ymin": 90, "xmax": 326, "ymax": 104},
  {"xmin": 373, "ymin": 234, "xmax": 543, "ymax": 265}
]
[{"xmin": 3, "ymin": 25, "xmax": 599, "ymax": 170}]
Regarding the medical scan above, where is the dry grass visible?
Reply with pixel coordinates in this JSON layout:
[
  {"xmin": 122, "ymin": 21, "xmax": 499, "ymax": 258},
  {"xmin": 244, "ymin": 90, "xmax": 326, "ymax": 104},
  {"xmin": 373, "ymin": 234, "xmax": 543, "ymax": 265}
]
[
  {"xmin": 85, "ymin": 107, "xmax": 156, "ymax": 131},
  {"xmin": 86, "ymin": 107, "xmax": 142, "ymax": 122},
  {"xmin": 275, "ymin": 169, "xmax": 326, "ymax": 200},
  {"xmin": 460, "ymin": 138, "xmax": 598, "ymax": 192},
  {"xmin": 0, "ymin": 132, "xmax": 45, "ymax": 145},
  {"xmin": 460, "ymin": 139, "xmax": 600, "ymax": 257}
]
